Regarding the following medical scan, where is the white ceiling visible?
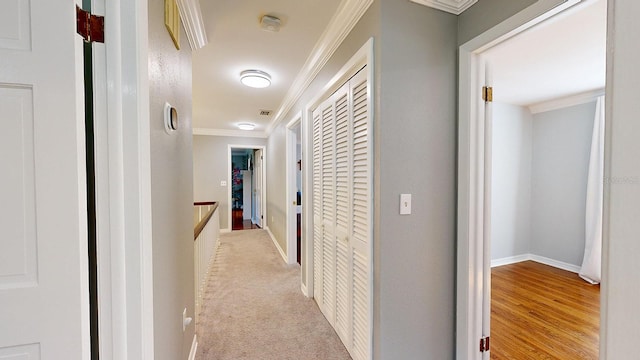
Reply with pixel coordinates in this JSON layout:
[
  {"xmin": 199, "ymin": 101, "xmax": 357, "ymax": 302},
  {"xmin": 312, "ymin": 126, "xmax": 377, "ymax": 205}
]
[
  {"xmin": 483, "ymin": 0, "xmax": 607, "ymax": 107},
  {"xmin": 192, "ymin": 0, "xmax": 342, "ymax": 134}
]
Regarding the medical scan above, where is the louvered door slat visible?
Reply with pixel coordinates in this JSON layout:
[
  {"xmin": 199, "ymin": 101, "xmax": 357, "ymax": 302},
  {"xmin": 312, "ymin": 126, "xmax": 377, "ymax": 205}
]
[
  {"xmin": 350, "ymin": 69, "xmax": 371, "ymax": 360},
  {"xmin": 321, "ymin": 101, "xmax": 336, "ymax": 324},
  {"xmin": 333, "ymin": 86, "xmax": 351, "ymax": 344},
  {"xmin": 312, "ymin": 109, "xmax": 324, "ymax": 307}
]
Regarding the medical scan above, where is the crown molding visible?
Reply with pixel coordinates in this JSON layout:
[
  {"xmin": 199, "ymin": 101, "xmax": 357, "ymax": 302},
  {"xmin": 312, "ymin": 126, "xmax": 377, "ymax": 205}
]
[
  {"xmin": 265, "ymin": 0, "xmax": 374, "ymax": 136},
  {"xmin": 528, "ymin": 88, "xmax": 604, "ymax": 114},
  {"xmin": 193, "ymin": 128, "xmax": 268, "ymax": 138},
  {"xmin": 176, "ymin": 0, "xmax": 208, "ymax": 50},
  {"xmin": 409, "ymin": 0, "xmax": 478, "ymax": 15}
]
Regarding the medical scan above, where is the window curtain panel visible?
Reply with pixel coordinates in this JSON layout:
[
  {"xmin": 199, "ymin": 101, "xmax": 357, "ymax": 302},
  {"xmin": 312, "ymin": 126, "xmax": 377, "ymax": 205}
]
[{"xmin": 579, "ymin": 95, "xmax": 605, "ymax": 284}]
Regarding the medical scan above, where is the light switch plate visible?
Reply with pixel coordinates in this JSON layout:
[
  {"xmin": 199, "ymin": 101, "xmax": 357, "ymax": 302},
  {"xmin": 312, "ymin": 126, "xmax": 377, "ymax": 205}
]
[
  {"xmin": 400, "ymin": 194, "xmax": 412, "ymax": 215},
  {"xmin": 221, "ymin": 180, "xmax": 227, "ymax": 186}
]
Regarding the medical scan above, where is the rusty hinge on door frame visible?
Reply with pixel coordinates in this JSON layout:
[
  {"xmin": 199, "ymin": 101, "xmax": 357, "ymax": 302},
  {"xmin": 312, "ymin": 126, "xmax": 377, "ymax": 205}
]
[
  {"xmin": 479, "ymin": 336, "xmax": 490, "ymax": 353},
  {"xmin": 77, "ymin": 5, "xmax": 105, "ymax": 43},
  {"xmin": 482, "ymin": 86, "xmax": 493, "ymax": 102}
]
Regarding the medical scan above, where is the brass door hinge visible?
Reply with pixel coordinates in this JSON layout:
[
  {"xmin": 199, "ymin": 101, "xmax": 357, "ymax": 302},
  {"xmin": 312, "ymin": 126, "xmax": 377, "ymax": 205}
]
[{"xmin": 482, "ymin": 86, "xmax": 493, "ymax": 102}]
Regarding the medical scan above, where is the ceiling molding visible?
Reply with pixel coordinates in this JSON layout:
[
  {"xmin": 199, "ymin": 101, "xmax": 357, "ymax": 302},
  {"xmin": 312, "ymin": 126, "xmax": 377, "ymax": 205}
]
[
  {"xmin": 528, "ymin": 88, "xmax": 605, "ymax": 114},
  {"xmin": 265, "ymin": 0, "xmax": 374, "ymax": 136},
  {"xmin": 193, "ymin": 128, "xmax": 268, "ymax": 138},
  {"xmin": 409, "ymin": 0, "xmax": 478, "ymax": 15},
  {"xmin": 176, "ymin": 0, "xmax": 208, "ymax": 50}
]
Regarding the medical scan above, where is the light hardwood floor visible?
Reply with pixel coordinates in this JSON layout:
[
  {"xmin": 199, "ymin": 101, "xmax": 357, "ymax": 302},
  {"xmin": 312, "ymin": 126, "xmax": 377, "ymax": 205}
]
[{"xmin": 491, "ymin": 261, "xmax": 600, "ymax": 359}]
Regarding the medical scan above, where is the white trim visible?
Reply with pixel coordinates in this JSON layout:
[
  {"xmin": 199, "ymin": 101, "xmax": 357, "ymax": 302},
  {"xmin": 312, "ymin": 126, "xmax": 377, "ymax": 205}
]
[
  {"xmin": 176, "ymin": 0, "xmax": 208, "ymax": 50},
  {"xmin": 456, "ymin": 1, "xmax": 584, "ymax": 359},
  {"xmin": 528, "ymin": 88, "xmax": 605, "ymax": 114},
  {"xmin": 228, "ymin": 145, "xmax": 266, "ymax": 234},
  {"xmin": 286, "ymin": 113, "xmax": 302, "ymax": 266},
  {"xmin": 491, "ymin": 254, "xmax": 581, "ymax": 273},
  {"xmin": 529, "ymin": 254, "xmax": 581, "ymax": 273},
  {"xmin": 264, "ymin": 0, "xmax": 374, "ymax": 135},
  {"xmin": 409, "ymin": 0, "xmax": 478, "ymax": 15},
  {"xmin": 266, "ymin": 226, "xmax": 288, "ymax": 263},
  {"xmin": 193, "ymin": 127, "xmax": 268, "ymax": 138},
  {"xmin": 301, "ymin": 282, "xmax": 309, "ymax": 297},
  {"xmin": 491, "ymin": 254, "xmax": 532, "ymax": 268},
  {"xmin": 220, "ymin": 228, "xmax": 231, "ymax": 234},
  {"xmin": 188, "ymin": 335, "xmax": 198, "ymax": 360}
]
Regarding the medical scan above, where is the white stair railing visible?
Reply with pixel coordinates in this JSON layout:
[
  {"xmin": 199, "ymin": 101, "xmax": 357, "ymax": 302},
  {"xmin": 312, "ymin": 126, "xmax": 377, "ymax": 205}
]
[{"xmin": 193, "ymin": 202, "xmax": 220, "ymax": 326}]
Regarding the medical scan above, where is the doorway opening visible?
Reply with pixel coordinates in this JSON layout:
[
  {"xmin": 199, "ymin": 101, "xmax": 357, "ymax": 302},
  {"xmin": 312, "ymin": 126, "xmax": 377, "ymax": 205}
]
[
  {"xmin": 229, "ymin": 146, "xmax": 265, "ymax": 231},
  {"xmin": 457, "ymin": 0, "xmax": 607, "ymax": 359},
  {"xmin": 286, "ymin": 115, "xmax": 303, "ymax": 265}
]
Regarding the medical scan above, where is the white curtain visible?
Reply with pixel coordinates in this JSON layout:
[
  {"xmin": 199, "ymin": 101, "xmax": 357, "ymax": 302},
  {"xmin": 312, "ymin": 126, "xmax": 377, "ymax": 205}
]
[{"xmin": 579, "ymin": 96, "xmax": 605, "ymax": 284}]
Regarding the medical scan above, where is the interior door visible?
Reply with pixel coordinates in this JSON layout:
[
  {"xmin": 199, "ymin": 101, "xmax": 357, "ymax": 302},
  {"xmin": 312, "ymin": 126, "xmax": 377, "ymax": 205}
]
[
  {"xmin": 254, "ymin": 149, "xmax": 263, "ymax": 227},
  {"xmin": 481, "ymin": 62, "xmax": 493, "ymax": 360},
  {"xmin": 0, "ymin": 1, "xmax": 90, "ymax": 359}
]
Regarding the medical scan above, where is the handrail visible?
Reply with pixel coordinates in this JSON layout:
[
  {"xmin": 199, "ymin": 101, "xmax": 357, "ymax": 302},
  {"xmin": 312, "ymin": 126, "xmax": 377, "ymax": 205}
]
[{"xmin": 194, "ymin": 202, "xmax": 218, "ymax": 240}]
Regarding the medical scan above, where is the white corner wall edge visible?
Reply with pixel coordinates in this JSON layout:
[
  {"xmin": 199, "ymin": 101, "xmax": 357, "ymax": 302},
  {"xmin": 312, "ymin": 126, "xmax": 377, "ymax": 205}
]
[
  {"xmin": 176, "ymin": 0, "xmax": 208, "ymax": 50},
  {"xmin": 193, "ymin": 128, "xmax": 268, "ymax": 139},
  {"xmin": 301, "ymin": 282, "xmax": 309, "ymax": 297},
  {"xmin": 491, "ymin": 253, "xmax": 581, "ymax": 273},
  {"xmin": 188, "ymin": 335, "xmax": 198, "ymax": 360},
  {"xmin": 409, "ymin": 0, "xmax": 478, "ymax": 15},
  {"xmin": 264, "ymin": 0, "xmax": 374, "ymax": 135},
  {"xmin": 266, "ymin": 227, "xmax": 288, "ymax": 263},
  {"xmin": 529, "ymin": 88, "xmax": 605, "ymax": 114},
  {"xmin": 220, "ymin": 228, "xmax": 231, "ymax": 234}
]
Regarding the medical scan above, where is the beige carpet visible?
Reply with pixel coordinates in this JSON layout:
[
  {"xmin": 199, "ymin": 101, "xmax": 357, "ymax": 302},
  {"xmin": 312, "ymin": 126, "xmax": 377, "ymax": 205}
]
[{"xmin": 196, "ymin": 229, "xmax": 351, "ymax": 360}]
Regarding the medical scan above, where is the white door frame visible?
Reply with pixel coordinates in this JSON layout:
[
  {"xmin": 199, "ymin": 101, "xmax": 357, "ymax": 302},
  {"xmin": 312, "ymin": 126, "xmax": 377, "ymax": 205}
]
[
  {"xmin": 456, "ymin": 0, "xmax": 590, "ymax": 359},
  {"xmin": 228, "ymin": 145, "xmax": 267, "ymax": 231},
  {"xmin": 286, "ymin": 114, "xmax": 303, "ymax": 265},
  {"xmin": 94, "ymin": 0, "xmax": 155, "ymax": 358}
]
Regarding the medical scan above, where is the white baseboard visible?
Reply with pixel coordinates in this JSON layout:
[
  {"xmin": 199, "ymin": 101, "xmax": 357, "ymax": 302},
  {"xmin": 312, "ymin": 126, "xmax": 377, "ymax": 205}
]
[
  {"xmin": 529, "ymin": 254, "xmax": 581, "ymax": 273},
  {"xmin": 265, "ymin": 226, "xmax": 287, "ymax": 263},
  {"xmin": 491, "ymin": 254, "xmax": 530, "ymax": 268},
  {"xmin": 301, "ymin": 282, "xmax": 308, "ymax": 297},
  {"xmin": 188, "ymin": 335, "xmax": 198, "ymax": 360},
  {"xmin": 491, "ymin": 253, "xmax": 581, "ymax": 273},
  {"xmin": 220, "ymin": 228, "xmax": 231, "ymax": 234}
]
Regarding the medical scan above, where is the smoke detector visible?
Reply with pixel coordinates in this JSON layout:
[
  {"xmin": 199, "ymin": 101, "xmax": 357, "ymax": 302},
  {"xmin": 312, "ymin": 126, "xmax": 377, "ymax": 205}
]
[{"xmin": 260, "ymin": 15, "xmax": 281, "ymax": 32}]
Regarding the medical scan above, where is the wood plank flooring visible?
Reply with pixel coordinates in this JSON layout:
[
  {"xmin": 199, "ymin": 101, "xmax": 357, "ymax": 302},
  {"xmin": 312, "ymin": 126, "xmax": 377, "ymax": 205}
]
[{"xmin": 491, "ymin": 261, "xmax": 600, "ymax": 359}]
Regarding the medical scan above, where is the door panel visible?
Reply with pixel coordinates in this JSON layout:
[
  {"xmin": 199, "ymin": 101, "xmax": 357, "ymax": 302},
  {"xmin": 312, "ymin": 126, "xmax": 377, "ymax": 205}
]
[{"xmin": 0, "ymin": 1, "xmax": 89, "ymax": 358}]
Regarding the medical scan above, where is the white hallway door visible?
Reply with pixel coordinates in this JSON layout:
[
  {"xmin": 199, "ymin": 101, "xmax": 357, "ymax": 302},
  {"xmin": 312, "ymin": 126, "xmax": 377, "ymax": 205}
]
[
  {"xmin": 312, "ymin": 66, "xmax": 372, "ymax": 360},
  {"xmin": 0, "ymin": 1, "xmax": 90, "ymax": 359}
]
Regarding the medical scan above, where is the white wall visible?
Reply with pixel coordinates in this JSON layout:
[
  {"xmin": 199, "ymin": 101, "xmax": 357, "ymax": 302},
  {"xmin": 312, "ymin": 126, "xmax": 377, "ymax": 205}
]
[
  {"xmin": 148, "ymin": 0, "xmax": 195, "ymax": 358},
  {"xmin": 531, "ymin": 101, "xmax": 596, "ymax": 266},
  {"xmin": 491, "ymin": 103, "xmax": 533, "ymax": 260},
  {"xmin": 192, "ymin": 135, "xmax": 267, "ymax": 231}
]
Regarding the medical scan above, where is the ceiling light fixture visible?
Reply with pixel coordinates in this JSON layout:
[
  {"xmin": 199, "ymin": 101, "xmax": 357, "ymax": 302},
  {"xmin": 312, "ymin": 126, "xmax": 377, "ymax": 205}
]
[
  {"xmin": 237, "ymin": 123, "xmax": 256, "ymax": 131},
  {"xmin": 240, "ymin": 70, "xmax": 271, "ymax": 88}
]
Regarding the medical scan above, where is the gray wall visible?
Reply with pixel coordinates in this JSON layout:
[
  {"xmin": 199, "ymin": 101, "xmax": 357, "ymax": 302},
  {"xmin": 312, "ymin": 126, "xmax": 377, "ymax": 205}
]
[
  {"xmin": 531, "ymin": 101, "xmax": 596, "ymax": 265},
  {"xmin": 377, "ymin": 2, "xmax": 458, "ymax": 359},
  {"xmin": 193, "ymin": 135, "xmax": 267, "ymax": 231},
  {"xmin": 457, "ymin": 0, "xmax": 537, "ymax": 44},
  {"xmin": 491, "ymin": 103, "xmax": 533, "ymax": 260},
  {"xmin": 148, "ymin": 0, "xmax": 195, "ymax": 358}
]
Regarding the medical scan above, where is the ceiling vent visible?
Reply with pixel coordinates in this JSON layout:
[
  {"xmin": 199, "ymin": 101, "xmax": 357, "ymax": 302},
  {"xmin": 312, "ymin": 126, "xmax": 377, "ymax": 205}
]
[
  {"xmin": 259, "ymin": 110, "xmax": 272, "ymax": 116},
  {"xmin": 260, "ymin": 15, "xmax": 281, "ymax": 32}
]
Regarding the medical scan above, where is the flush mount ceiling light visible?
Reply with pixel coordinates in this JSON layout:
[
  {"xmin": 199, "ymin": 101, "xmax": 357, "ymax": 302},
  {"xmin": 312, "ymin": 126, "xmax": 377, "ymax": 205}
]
[
  {"xmin": 237, "ymin": 123, "xmax": 256, "ymax": 131},
  {"xmin": 240, "ymin": 70, "xmax": 271, "ymax": 88}
]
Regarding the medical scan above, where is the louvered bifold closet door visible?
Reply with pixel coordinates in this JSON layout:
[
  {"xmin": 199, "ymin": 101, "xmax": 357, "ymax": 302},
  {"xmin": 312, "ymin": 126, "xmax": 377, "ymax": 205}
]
[
  {"xmin": 333, "ymin": 83, "xmax": 352, "ymax": 345},
  {"xmin": 321, "ymin": 97, "xmax": 337, "ymax": 324},
  {"xmin": 349, "ymin": 67, "xmax": 371, "ymax": 360},
  {"xmin": 312, "ymin": 108, "xmax": 324, "ymax": 308}
]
